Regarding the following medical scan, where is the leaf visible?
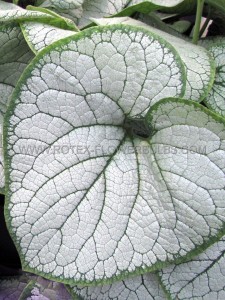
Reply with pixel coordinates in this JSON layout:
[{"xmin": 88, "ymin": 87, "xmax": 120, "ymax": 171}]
[
  {"xmin": 78, "ymin": 0, "xmax": 130, "ymax": 27},
  {"xmin": 203, "ymin": 3, "xmax": 225, "ymax": 37},
  {"xmin": 78, "ymin": 0, "xmax": 189, "ymax": 28},
  {"xmin": 206, "ymin": 0, "xmax": 225, "ymax": 14},
  {"xmin": 169, "ymin": 20, "xmax": 191, "ymax": 34},
  {"xmin": 0, "ymin": 1, "xmax": 54, "ymax": 24},
  {"xmin": 39, "ymin": 0, "xmax": 84, "ymax": 10},
  {"xmin": 37, "ymin": 0, "xmax": 84, "ymax": 25},
  {"xmin": 0, "ymin": 24, "xmax": 34, "ymax": 192},
  {"xmin": 0, "ymin": 274, "xmax": 72, "ymax": 300},
  {"xmin": 159, "ymin": 0, "xmax": 196, "ymax": 14},
  {"xmin": 19, "ymin": 276, "xmax": 72, "ymax": 300},
  {"xmin": 135, "ymin": 12, "xmax": 183, "ymax": 37},
  {"xmin": 69, "ymin": 273, "xmax": 167, "ymax": 300},
  {"xmin": 159, "ymin": 237, "xmax": 225, "ymax": 300},
  {"xmin": 26, "ymin": 6, "xmax": 78, "ymax": 30},
  {"xmin": 0, "ymin": 125, "xmax": 5, "ymax": 194},
  {"xmin": 116, "ymin": 0, "xmax": 196, "ymax": 17},
  {"xmin": 4, "ymin": 24, "xmax": 188, "ymax": 284},
  {"xmin": 92, "ymin": 17, "xmax": 215, "ymax": 101},
  {"xmin": 201, "ymin": 40, "xmax": 225, "ymax": 117},
  {"xmin": 21, "ymin": 22, "xmax": 78, "ymax": 54},
  {"xmin": 0, "ymin": 275, "xmax": 29, "ymax": 300},
  {"xmin": 5, "ymin": 25, "xmax": 225, "ymax": 286},
  {"xmin": 0, "ymin": 1, "xmax": 76, "ymax": 29}
]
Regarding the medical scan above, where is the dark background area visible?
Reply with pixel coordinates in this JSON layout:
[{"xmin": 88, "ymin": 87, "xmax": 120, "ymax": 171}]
[{"xmin": 0, "ymin": 195, "xmax": 21, "ymax": 276}]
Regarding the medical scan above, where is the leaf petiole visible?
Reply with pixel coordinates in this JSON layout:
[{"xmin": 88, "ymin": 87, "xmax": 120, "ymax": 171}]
[{"xmin": 192, "ymin": 0, "xmax": 205, "ymax": 44}]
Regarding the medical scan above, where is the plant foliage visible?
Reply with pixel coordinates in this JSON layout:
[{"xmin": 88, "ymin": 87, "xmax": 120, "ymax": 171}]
[{"xmin": 1, "ymin": 0, "xmax": 225, "ymax": 299}]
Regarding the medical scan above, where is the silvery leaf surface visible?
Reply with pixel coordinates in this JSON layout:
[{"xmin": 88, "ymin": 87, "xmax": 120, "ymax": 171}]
[
  {"xmin": 92, "ymin": 17, "xmax": 215, "ymax": 101},
  {"xmin": 159, "ymin": 237, "xmax": 225, "ymax": 300},
  {"xmin": 5, "ymin": 25, "xmax": 225, "ymax": 285},
  {"xmin": 0, "ymin": 24, "xmax": 34, "ymax": 192}
]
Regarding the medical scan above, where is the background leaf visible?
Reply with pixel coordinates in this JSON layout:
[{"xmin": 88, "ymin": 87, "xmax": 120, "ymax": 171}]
[
  {"xmin": 0, "ymin": 1, "xmax": 76, "ymax": 29},
  {"xmin": 21, "ymin": 22, "xmax": 78, "ymax": 54},
  {"xmin": 69, "ymin": 273, "xmax": 167, "ymax": 300},
  {"xmin": 201, "ymin": 40, "xmax": 225, "ymax": 116},
  {"xmin": 159, "ymin": 237, "xmax": 225, "ymax": 300}
]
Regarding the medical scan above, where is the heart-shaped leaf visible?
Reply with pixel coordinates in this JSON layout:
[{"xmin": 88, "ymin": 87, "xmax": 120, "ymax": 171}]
[
  {"xmin": 159, "ymin": 237, "xmax": 225, "ymax": 300},
  {"xmin": 201, "ymin": 39, "xmax": 225, "ymax": 116},
  {"xmin": 92, "ymin": 17, "xmax": 215, "ymax": 101},
  {"xmin": 0, "ymin": 24, "xmax": 34, "ymax": 192},
  {"xmin": 69, "ymin": 273, "xmax": 167, "ymax": 300},
  {"xmin": 21, "ymin": 22, "xmax": 78, "ymax": 54},
  {"xmin": 4, "ymin": 24, "xmax": 186, "ymax": 284},
  {"xmin": 5, "ymin": 25, "xmax": 225, "ymax": 285}
]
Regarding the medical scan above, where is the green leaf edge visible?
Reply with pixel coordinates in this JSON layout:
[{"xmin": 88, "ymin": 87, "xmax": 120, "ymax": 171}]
[
  {"xmin": 5, "ymin": 25, "xmax": 224, "ymax": 287},
  {"xmin": 197, "ymin": 47, "xmax": 216, "ymax": 102},
  {"xmin": 66, "ymin": 285, "xmax": 83, "ymax": 300},
  {"xmin": 156, "ymin": 235, "xmax": 225, "ymax": 300},
  {"xmin": 19, "ymin": 23, "xmax": 38, "ymax": 55},
  {"xmin": 114, "ymin": 1, "xmax": 195, "ymax": 17},
  {"xmin": 0, "ymin": 7, "xmax": 77, "ymax": 31},
  {"xmin": 0, "ymin": 187, "xmax": 5, "ymax": 195},
  {"xmin": 20, "ymin": 22, "xmax": 77, "ymax": 55},
  {"xmin": 90, "ymin": 16, "xmax": 216, "ymax": 103},
  {"xmin": 114, "ymin": 1, "xmax": 162, "ymax": 17},
  {"xmin": 26, "ymin": 5, "xmax": 78, "ymax": 31},
  {"xmin": 203, "ymin": 40, "xmax": 225, "ymax": 115},
  {"xmin": 155, "ymin": 272, "xmax": 173, "ymax": 300},
  {"xmin": 66, "ymin": 272, "xmax": 169, "ymax": 300}
]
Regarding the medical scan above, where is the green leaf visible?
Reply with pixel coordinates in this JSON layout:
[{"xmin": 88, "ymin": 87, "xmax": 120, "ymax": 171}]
[
  {"xmin": 26, "ymin": 6, "xmax": 78, "ymax": 30},
  {"xmin": 21, "ymin": 22, "xmax": 78, "ymax": 54},
  {"xmin": 92, "ymin": 17, "xmax": 216, "ymax": 101},
  {"xmin": 4, "ymin": 24, "xmax": 188, "ymax": 284},
  {"xmin": 159, "ymin": 0, "xmax": 196, "ymax": 14},
  {"xmin": 169, "ymin": 20, "xmax": 191, "ymax": 33},
  {"xmin": 69, "ymin": 273, "xmax": 167, "ymax": 300},
  {"xmin": 159, "ymin": 237, "xmax": 225, "ymax": 300},
  {"xmin": 206, "ymin": 0, "xmax": 225, "ymax": 13},
  {"xmin": 0, "ymin": 24, "xmax": 34, "ymax": 192},
  {"xmin": 0, "ymin": 1, "xmax": 76, "ymax": 30},
  {"xmin": 116, "ymin": 0, "xmax": 196, "ymax": 17},
  {"xmin": 200, "ymin": 40, "xmax": 225, "ymax": 116},
  {"xmin": 135, "ymin": 12, "xmax": 183, "ymax": 37},
  {"xmin": 77, "ymin": 0, "xmax": 189, "ymax": 27}
]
